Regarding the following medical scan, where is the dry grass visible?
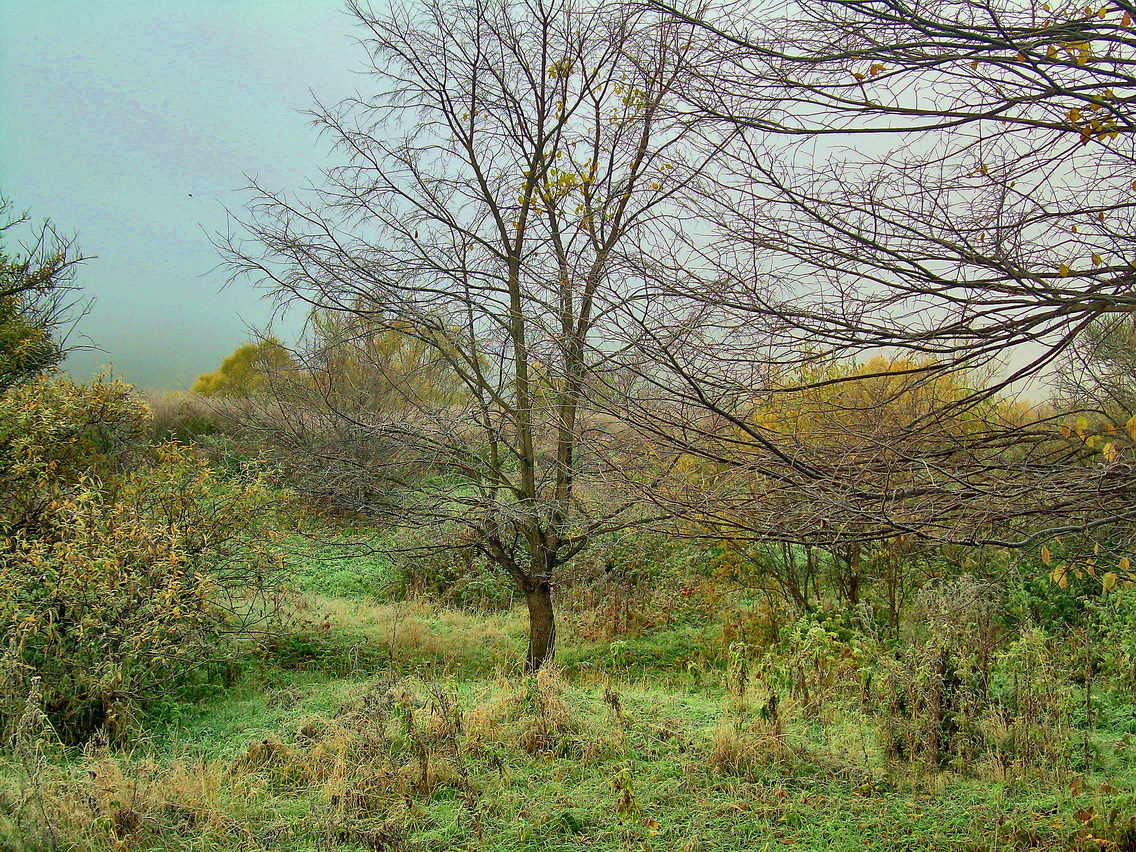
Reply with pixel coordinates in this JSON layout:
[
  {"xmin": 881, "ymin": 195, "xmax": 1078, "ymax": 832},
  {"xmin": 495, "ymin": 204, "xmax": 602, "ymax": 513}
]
[
  {"xmin": 708, "ymin": 714, "xmax": 794, "ymax": 778},
  {"xmin": 0, "ymin": 752, "xmax": 259, "ymax": 851},
  {"xmin": 260, "ymin": 594, "xmax": 530, "ymax": 681},
  {"xmin": 0, "ymin": 670, "xmax": 640, "ymax": 850},
  {"xmin": 463, "ymin": 668, "xmax": 626, "ymax": 762},
  {"xmin": 1, "ymin": 677, "xmax": 473, "ymax": 851}
]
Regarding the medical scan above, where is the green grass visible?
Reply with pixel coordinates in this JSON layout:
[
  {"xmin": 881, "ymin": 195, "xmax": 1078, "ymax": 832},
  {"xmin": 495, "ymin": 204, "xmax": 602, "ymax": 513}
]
[
  {"xmin": 5, "ymin": 579, "xmax": 1136, "ymax": 851},
  {"xmin": 5, "ymin": 660, "xmax": 1132, "ymax": 852},
  {"xmin": 283, "ymin": 534, "xmax": 396, "ymax": 600}
]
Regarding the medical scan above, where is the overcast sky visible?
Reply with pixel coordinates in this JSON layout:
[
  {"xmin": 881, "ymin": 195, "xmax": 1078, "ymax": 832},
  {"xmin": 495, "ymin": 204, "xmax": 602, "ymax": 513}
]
[{"xmin": 1, "ymin": 0, "xmax": 365, "ymax": 389}]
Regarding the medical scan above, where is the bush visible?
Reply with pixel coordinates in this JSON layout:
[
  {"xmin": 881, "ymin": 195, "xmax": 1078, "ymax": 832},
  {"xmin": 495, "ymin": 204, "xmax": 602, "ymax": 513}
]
[
  {"xmin": 0, "ymin": 375, "xmax": 148, "ymax": 535},
  {"xmin": 873, "ymin": 576, "xmax": 1073, "ymax": 776},
  {"xmin": 559, "ymin": 530, "xmax": 716, "ymax": 640},
  {"xmin": 144, "ymin": 390, "xmax": 225, "ymax": 443},
  {"xmin": 0, "ymin": 376, "xmax": 281, "ymax": 741},
  {"xmin": 386, "ymin": 525, "xmax": 517, "ymax": 612}
]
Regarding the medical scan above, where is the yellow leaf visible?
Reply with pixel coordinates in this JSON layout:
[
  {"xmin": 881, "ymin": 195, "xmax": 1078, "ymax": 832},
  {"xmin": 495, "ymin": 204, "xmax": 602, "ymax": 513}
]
[
  {"xmin": 1104, "ymin": 441, "xmax": 1119, "ymax": 462},
  {"xmin": 1126, "ymin": 414, "xmax": 1136, "ymax": 440},
  {"xmin": 971, "ymin": 59, "xmax": 980, "ymax": 69},
  {"xmin": 1125, "ymin": 10, "xmax": 1133, "ymax": 25},
  {"xmin": 1042, "ymin": 544, "xmax": 1053, "ymax": 565},
  {"xmin": 1059, "ymin": 263, "xmax": 1071, "ymax": 276},
  {"xmin": 1061, "ymin": 424, "xmax": 1073, "ymax": 438},
  {"xmin": 1104, "ymin": 572, "xmax": 1118, "ymax": 591},
  {"xmin": 1047, "ymin": 44, "xmax": 1058, "ymax": 58},
  {"xmin": 1093, "ymin": 253, "xmax": 1103, "ymax": 266},
  {"xmin": 1121, "ymin": 556, "xmax": 1131, "ymax": 572}
]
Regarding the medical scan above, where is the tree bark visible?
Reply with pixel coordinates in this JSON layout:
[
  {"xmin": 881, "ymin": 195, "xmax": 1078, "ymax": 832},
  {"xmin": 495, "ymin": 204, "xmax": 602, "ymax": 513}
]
[{"xmin": 525, "ymin": 581, "xmax": 556, "ymax": 673}]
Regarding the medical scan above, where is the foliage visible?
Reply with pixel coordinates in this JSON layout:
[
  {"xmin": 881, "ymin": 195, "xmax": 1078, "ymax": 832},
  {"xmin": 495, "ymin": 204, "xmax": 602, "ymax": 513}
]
[
  {"xmin": 227, "ymin": 317, "xmax": 476, "ymax": 522},
  {"xmin": 875, "ymin": 577, "xmax": 1074, "ymax": 776},
  {"xmin": 0, "ymin": 374, "xmax": 149, "ymax": 539},
  {"xmin": 0, "ymin": 375, "xmax": 280, "ymax": 741},
  {"xmin": 389, "ymin": 540, "xmax": 517, "ymax": 612},
  {"xmin": 655, "ymin": 354, "xmax": 1046, "ymax": 550},
  {"xmin": 0, "ymin": 199, "xmax": 82, "ymax": 391},
  {"xmin": 191, "ymin": 338, "xmax": 295, "ymax": 398},
  {"xmin": 296, "ymin": 310, "xmax": 470, "ymax": 413},
  {"xmin": 560, "ymin": 530, "xmax": 717, "ymax": 639},
  {"xmin": 0, "ymin": 289, "xmax": 58, "ymax": 393}
]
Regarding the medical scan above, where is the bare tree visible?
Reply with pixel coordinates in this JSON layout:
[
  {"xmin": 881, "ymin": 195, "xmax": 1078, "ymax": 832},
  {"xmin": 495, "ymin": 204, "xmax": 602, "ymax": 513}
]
[
  {"xmin": 623, "ymin": 0, "xmax": 1136, "ymax": 554},
  {"xmin": 222, "ymin": 0, "xmax": 718, "ymax": 670}
]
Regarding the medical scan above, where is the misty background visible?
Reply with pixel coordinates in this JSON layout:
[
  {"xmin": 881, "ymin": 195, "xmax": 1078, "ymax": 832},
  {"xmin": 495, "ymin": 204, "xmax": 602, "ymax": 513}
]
[{"xmin": 0, "ymin": 0, "xmax": 364, "ymax": 389}]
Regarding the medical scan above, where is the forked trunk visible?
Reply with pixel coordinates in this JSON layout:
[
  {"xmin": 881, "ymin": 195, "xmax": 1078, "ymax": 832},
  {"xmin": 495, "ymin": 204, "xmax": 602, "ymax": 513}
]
[{"xmin": 525, "ymin": 581, "xmax": 556, "ymax": 672}]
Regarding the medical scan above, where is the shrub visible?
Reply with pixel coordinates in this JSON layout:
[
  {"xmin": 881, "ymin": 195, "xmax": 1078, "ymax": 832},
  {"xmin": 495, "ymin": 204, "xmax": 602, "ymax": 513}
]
[
  {"xmin": 874, "ymin": 576, "xmax": 1072, "ymax": 777},
  {"xmin": 874, "ymin": 576, "xmax": 1001, "ymax": 769},
  {"xmin": 0, "ymin": 376, "xmax": 281, "ymax": 742},
  {"xmin": 559, "ymin": 531, "xmax": 716, "ymax": 640},
  {"xmin": 0, "ymin": 375, "xmax": 148, "ymax": 537},
  {"xmin": 386, "ymin": 525, "xmax": 516, "ymax": 611}
]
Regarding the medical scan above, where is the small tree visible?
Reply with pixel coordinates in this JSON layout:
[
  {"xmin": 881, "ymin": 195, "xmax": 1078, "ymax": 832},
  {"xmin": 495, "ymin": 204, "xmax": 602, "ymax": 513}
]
[
  {"xmin": 223, "ymin": 0, "xmax": 717, "ymax": 669},
  {"xmin": 0, "ymin": 197, "xmax": 85, "ymax": 390},
  {"xmin": 192, "ymin": 337, "xmax": 296, "ymax": 397},
  {"xmin": 0, "ymin": 203, "xmax": 281, "ymax": 741}
]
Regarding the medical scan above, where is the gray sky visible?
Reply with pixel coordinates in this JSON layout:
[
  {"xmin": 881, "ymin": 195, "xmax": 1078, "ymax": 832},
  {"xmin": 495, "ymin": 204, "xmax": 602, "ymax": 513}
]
[{"xmin": 1, "ymin": 0, "xmax": 362, "ymax": 389}]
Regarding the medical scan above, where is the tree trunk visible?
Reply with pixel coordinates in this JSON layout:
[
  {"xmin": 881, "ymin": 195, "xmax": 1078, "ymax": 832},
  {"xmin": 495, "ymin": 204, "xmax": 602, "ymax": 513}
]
[{"xmin": 525, "ymin": 581, "xmax": 556, "ymax": 673}]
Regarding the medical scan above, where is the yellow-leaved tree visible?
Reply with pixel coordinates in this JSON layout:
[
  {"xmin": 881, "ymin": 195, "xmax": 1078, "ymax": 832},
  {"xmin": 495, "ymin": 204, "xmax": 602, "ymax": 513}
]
[{"xmin": 192, "ymin": 337, "xmax": 296, "ymax": 398}]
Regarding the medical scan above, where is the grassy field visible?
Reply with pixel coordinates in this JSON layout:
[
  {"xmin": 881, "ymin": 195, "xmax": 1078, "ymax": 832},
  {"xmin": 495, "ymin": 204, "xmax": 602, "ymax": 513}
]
[{"xmin": 4, "ymin": 546, "xmax": 1136, "ymax": 852}]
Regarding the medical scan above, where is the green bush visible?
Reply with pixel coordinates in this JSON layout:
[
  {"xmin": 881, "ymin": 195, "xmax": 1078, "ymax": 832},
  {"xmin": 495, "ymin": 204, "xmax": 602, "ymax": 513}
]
[
  {"xmin": 0, "ymin": 376, "xmax": 281, "ymax": 742},
  {"xmin": 386, "ymin": 525, "xmax": 517, "ymax": 611}
]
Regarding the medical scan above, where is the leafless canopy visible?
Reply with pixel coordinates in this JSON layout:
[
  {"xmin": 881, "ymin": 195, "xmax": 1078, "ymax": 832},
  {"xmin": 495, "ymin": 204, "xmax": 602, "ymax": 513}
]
[{"xmin": 622, "ymin": 0, "xmax": 1136, "ymax": 550}]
